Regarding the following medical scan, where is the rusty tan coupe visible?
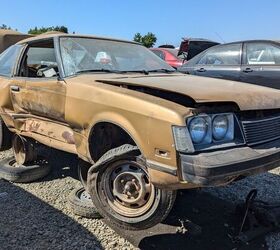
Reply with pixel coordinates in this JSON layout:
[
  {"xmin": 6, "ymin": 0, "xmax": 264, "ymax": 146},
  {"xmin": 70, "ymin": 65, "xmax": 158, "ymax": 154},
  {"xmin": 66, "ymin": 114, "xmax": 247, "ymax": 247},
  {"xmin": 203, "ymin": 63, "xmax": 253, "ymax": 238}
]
[{"xmin": 1, "ymin": 31, "xmax": 280, "ymax": 230}]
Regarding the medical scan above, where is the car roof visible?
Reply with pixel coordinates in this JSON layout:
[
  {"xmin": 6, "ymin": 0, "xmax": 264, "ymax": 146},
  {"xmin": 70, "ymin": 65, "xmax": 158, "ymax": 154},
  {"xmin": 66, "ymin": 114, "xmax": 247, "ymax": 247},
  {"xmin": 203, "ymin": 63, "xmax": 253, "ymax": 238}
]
[
  {"xmin": 17, "ymin": 32, "xmax": 139, "ymax": 45},
  {"xmin": 151, "ymin": 48, "xmax": 178, "ymax": 52},
  {"xmin": 214, "ymin": 39, "xmax": 280, "ymax": 46},
  {"xmin": 182, "ymin": 37, "xmax": 218, "ymax": 43},
  {"xmin": 0, "ymin": 29, "xmax": 22, "ymax": 36}
]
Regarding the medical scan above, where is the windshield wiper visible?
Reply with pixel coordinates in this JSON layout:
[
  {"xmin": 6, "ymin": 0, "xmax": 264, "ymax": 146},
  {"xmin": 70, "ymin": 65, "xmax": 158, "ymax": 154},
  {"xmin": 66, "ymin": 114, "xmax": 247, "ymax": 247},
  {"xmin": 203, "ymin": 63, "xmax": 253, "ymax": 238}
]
[
  {"xmin": 120, "ymin": 70, "xmax": 150, "ymax": 75},
  {"xmin": 76, "ymin": 69, "xmax": 123, "ymax": 74},
  {"xmin": 76, "ymin": 68, "xmax": 175, "ymax": 75},
  {"xmin": 122, "ymin": 69, "xmax": 175, "ymax": 75},
  {"xmin": 146, "ymin": 69, "xmax": 176, "ymax": 73}
]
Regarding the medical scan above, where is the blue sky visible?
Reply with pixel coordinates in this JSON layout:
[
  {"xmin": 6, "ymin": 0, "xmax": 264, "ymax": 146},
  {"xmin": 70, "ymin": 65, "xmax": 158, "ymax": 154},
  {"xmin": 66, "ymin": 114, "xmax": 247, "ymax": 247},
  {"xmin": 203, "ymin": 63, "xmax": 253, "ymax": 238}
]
[{"xmin": 1, "ymin": 0, "xmax": 279, "ymax": 47}]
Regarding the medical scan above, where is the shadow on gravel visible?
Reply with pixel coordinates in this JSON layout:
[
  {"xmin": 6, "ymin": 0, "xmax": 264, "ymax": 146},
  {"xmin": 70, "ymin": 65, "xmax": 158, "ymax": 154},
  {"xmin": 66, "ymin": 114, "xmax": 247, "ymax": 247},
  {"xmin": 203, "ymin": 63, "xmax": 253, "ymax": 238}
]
[
  {"xmin": 112, "ymin": 189, "xmax": 268, "ymax": 250},
  {"xmin": 0, "ymin": 179, "xmax": 103, "ymax": 249},
  {"xmin": 37, "ymin": 148, "xmax": 80, "ymax": 182}
]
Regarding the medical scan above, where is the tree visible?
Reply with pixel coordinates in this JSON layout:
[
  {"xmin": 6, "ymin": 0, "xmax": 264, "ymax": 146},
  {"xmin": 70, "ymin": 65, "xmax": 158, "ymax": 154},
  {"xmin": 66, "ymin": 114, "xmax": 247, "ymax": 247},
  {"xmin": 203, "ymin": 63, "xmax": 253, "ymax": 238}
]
[
  {"xmin": 0, "ymin": 24, "xmax": 12, "ymax": 30},
  {"xmin": 133, "ymin": 32, "xmax": 142, "ymax": 43},
  {"xmin": 133, "ymin": 32, "xmax": 157, "ymax": 48},
  {"xmin": 28, "ymin": 26, "xmax": 68, "ymax": 35}
]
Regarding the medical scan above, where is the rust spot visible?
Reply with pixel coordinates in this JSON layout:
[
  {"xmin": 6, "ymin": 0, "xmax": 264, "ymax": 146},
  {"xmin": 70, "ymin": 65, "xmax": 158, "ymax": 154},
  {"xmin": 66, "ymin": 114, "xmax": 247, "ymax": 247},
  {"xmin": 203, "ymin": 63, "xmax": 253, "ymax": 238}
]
[
  {"xmin": 28, "ymin": 121, "xmax": 40, "ymax": 132},
  {"xmin": 62, "ymin": 131, "xmax": 75, "ymax": 144},
  {"xmin": 47, "ymin": 131, "xmax": 54, "ymax": 136}
]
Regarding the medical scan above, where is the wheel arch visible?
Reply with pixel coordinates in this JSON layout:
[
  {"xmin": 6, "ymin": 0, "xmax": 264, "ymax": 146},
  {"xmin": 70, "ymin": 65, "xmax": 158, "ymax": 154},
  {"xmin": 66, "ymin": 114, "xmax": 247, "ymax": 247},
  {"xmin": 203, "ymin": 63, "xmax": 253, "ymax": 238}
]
[{"xmin": 87, "ymin": 117, "xmax": 145, "ymax": 163}]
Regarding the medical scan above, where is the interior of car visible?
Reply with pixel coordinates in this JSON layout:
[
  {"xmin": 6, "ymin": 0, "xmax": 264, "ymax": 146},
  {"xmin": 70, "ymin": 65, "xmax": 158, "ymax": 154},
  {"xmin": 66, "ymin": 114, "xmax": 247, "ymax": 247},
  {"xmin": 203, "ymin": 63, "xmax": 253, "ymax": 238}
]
[{"xmin": 19, "ymin": 39, "xmax": 59, "ymax": 78}]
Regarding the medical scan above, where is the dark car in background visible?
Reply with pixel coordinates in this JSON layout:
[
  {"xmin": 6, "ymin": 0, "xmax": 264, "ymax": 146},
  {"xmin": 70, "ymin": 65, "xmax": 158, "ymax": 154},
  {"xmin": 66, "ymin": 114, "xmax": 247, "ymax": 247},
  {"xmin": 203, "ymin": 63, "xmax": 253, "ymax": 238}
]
[
  {"xmin": 151, "ymin": 38, "xmax": 219, "ymax": 69},
  {"xmin": 179, "ymin": 40, "xmax": 280, "ymax": 89},
  {"xmin": 150, "ymin": 47, "xmax": 183, "ymax": 68},
  {"xmin": 178, "ymin": 38, "xmax": 219, "ymax": 61}
]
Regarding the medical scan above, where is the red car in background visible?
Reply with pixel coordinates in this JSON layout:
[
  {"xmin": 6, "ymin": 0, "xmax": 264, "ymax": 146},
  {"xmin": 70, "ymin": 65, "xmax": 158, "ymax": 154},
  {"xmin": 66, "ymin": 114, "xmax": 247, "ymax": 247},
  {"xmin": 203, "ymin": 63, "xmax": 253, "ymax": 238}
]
[
  {"xmin": 151, "ymin": 38, "xmax": 219, "ymax": 69},
  {"xmin": 150, "ymin": 48, "xmax": 183, "ymax": 69}
]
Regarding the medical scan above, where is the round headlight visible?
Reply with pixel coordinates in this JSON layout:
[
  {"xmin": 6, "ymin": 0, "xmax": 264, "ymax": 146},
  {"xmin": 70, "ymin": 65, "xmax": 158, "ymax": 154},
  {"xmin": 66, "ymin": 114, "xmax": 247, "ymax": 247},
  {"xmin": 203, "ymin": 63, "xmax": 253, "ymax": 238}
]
[
  {"xmin": 212, "ymin": 115, "xmax": 228, "ymax": 140},
  {"xmin": 189, "ymin": 117, "xmax": 208, "ymax": 143}
]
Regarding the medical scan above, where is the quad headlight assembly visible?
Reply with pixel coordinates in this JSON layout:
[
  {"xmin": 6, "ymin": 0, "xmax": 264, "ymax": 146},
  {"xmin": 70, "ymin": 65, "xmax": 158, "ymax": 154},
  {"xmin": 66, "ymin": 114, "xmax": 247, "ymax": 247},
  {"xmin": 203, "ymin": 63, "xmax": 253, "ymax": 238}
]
[{"xmin": 172, "ymin": 113, "xmax": 244, "ymax": 153}]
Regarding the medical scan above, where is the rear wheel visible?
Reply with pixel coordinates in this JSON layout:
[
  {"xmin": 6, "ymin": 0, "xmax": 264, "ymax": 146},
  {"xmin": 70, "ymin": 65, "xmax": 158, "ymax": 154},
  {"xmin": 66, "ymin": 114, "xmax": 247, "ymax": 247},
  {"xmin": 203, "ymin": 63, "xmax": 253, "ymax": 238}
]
[
  {"xmin": 0, "ymin": 118, "xmax": 12, "ymax": 151},
  {"xmin": 88, "ymin": 157, "xmax": 176, "ymax": 230},
  {"xmin": 78, "ymin": 160, "xmax": 91, "ymax": 189}
]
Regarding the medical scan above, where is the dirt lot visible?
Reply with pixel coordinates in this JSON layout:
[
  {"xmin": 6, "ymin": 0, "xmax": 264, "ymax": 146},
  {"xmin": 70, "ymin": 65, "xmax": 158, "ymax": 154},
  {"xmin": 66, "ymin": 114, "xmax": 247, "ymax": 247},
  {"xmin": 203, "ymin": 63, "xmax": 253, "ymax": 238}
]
[{"xmin": 0, "ymin": 149, "xmax": 280, "ymax": 250}]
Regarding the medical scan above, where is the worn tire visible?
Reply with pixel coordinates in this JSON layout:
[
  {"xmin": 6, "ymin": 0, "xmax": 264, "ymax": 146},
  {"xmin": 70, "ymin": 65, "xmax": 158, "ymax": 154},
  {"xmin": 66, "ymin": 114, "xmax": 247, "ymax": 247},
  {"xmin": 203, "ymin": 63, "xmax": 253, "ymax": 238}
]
[
  {"xmin": 0, "ymin": 157, "xmax": 51, "ymax": 183},
  {"xmin": 87, "ymin": 146, "xmax": 177, "ymax": 230},
  {"xmin": 0, "ymin": 118, "xmax": 12, "ymax": 151},
  {"xmin": 68, "ymin": 187, "xmax": 101, "ymax": 219},
  {"xmin": 78, "ymin": 160, "xmax": 91, "ymax": 190}
]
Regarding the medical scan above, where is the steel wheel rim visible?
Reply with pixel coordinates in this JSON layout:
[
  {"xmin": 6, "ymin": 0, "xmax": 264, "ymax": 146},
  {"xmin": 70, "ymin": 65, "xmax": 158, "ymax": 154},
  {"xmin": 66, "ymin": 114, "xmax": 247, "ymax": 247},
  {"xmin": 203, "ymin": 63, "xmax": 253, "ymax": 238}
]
[
  {"xmin": 78, "ymin": 189, "xmax": 92, "ymax": 203},
  {"xmin": 102, "ymin": 160, "xmax": 156, "ymax": 218}
]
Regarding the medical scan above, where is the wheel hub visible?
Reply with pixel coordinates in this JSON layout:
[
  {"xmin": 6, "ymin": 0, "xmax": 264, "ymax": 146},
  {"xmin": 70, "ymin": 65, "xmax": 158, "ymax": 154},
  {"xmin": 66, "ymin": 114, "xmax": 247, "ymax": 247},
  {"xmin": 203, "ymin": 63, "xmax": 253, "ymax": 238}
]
[
  {"xmin": 123, "ymin": 179, "xmax": 139, "ymax": 197},
  {"xmin": 102, "ymin": 160, "xmax": 156, "ymax": 217},
  {"xmin": 79, "ymin": 190, "xmax": 92, "ymax": 203},
  {"xmin": 113, "ymin": 169, "xmax": 150, "ymax": 206}
]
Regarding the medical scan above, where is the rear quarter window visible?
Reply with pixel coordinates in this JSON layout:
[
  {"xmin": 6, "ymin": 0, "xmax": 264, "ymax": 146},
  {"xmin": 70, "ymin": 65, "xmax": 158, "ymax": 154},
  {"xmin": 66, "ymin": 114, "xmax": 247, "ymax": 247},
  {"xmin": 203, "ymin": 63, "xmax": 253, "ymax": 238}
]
[
  {"xmin": 0, "ymin": 45, "xmax": 22, "ymax": 77},
  {"xmin": 245, "ymin": 42, "xmax": 280, "ymax": 65}
]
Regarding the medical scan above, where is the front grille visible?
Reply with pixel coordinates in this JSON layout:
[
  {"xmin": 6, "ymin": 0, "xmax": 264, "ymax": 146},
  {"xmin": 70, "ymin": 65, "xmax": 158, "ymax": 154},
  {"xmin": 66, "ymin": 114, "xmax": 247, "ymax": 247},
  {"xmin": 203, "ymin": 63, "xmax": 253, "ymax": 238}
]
[{"xmin": 241, "ymin": 116, "xmax": 280, "ymax": 145}]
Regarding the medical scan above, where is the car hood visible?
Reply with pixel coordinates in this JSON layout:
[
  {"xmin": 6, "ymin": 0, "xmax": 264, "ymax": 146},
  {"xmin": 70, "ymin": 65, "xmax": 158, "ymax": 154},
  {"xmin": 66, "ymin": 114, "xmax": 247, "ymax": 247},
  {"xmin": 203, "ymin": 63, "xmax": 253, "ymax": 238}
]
[{"xmin": 72, "ymin": 74, "xmax": 280, "ymax": 111}]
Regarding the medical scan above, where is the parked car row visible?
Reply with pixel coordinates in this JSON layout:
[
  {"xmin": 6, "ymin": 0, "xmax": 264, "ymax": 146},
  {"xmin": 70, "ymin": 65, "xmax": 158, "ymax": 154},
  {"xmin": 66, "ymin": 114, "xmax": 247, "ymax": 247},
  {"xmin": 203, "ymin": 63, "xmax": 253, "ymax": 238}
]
[{"xmin": 152, "ymin": 38, "xmax": 280, "ymax": 89}]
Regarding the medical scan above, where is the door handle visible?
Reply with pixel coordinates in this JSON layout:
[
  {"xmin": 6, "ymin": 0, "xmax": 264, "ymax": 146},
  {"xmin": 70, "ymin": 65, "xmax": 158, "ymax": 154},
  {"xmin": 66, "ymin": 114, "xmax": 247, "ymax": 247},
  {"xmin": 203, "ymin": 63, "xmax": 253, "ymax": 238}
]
[
  {"xmin": 10, "ymin": 85, "xmax": 20, "ymax": 92},
  {"xmin": 243, "ymin": 68, "xmax": 253, "ymax": 73},
  {"xmin": 196, "ymin": 68, "xmax": 206, "ymax": 73}
]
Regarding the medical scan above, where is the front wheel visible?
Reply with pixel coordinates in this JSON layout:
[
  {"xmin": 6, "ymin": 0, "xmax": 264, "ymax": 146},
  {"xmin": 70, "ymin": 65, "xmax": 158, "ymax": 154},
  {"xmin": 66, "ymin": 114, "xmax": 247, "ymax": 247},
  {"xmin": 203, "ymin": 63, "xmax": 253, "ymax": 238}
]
[{"xmin": 87, "ymin": 157, "xmax": 176, "ymax": 230}]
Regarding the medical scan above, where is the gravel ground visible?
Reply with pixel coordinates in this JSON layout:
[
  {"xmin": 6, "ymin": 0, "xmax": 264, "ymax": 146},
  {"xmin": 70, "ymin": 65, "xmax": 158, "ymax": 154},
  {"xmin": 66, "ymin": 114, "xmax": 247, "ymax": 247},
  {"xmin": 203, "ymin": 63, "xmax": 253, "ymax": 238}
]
[
  {"xmin": 207, "ymin": 167, "xmax": 280, "ymax": 250},
  {"xmin": 0, "ymin": 149, "xmax": 135, "ymax": 250},
  {"xmin": 0, "ymin": 149, "xmax": 280, "ymax": 249}
]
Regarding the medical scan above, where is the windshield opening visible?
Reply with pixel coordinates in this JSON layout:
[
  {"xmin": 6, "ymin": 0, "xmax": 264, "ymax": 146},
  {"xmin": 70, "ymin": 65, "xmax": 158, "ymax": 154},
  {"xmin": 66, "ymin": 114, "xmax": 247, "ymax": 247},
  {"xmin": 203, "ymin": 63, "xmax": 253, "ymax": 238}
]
[{"xmin": 59, "ymin": 37, "xmax": 174, "ymax": 76}]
